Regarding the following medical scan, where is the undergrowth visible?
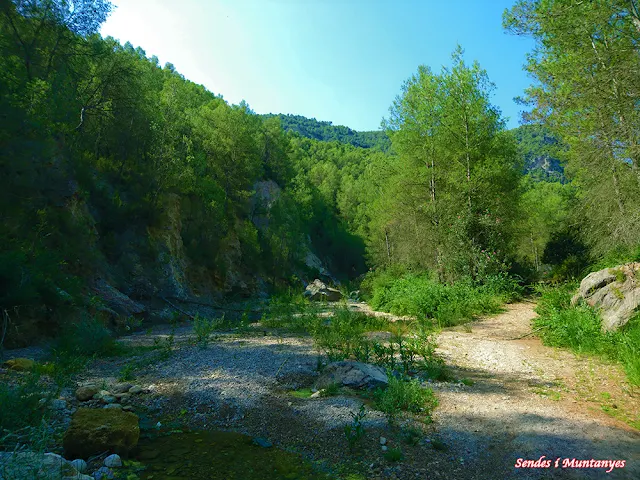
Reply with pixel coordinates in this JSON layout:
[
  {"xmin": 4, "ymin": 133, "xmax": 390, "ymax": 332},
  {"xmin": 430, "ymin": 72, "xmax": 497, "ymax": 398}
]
[
  {"xmin": 534, "ymin": 285, "xmax": 640, "ymax": 385},
  {"xmin": 363, "ymin": 271, "xmax": 522, "ymax": 327}
]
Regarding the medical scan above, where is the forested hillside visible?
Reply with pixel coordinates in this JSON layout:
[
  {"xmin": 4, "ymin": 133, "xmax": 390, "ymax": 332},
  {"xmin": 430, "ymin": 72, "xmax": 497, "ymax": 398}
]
[
  {"xmin": 261, "ymin": 114, "xmax": 391, "ymax": 151},
  {"xmin": 1, "ymin": 0, "xmax": 639, "ymax": 349}
]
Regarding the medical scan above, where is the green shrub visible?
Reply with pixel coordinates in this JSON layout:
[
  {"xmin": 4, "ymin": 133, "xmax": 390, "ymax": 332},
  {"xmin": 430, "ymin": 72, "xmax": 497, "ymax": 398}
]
[
  {"xmin": 375, "ymin": 375, "xmax": 438, "ymax": 424},
  {"xmin": 365, "ymin": 271, "xmax": 522, "ymax": 327},
  {"xmin": 535, "ymin": 285, "xmax": 640, "ymax": 385},
  {"xmin": 52, "ymin": 315, "xmax": 117, "ymax": 358},
  {"xmin": 383, "ymin": 447, "xmax": 404, "ymax": 462},
  {"xmin": 0, "ymin": 372, "xmax": 50, "ymax": 431},
  {"xmin": 193, "ymin": 314, "xmax": 223, "ymax": 348},
  {"xmin": 343, "ymin": 405, "xmax": 367, "ymax": 452}
]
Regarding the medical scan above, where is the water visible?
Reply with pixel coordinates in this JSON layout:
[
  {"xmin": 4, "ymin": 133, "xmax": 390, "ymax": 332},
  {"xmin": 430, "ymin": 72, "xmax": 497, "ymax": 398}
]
[{"xmin": 133, "ymin": 429, "xmax": 335, "ymax": 480}]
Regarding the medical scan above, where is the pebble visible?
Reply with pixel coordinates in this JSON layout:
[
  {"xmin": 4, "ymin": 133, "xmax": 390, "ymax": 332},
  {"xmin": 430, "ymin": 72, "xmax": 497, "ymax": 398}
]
[
  {"xmin": 122, "ymin": 405, "xmax": 135, "ymax": 412},
  {"xmin": 103, "ymin": 403, "xmax": 123, "ymax": 410},
  {"xmin": 379, "ymin": 437, "xmax": 387, "ymax": 445},
  {"xmin": 51, "ymin": 399, "xmax": 67, "ymax": 410},
  {"xmin": 381, "ymin": 446, "xmax": 388, "ymax": 452},
  {"xmin": 112, "ymin": 383, "xmax": 133, "ymax": 394},
  {"xmin": 104, "ymin": 454, "xmax": 122, "ymax": 468},
  {"xmin": 128, "ymin": 385, "xmax": 143, "ymax": 394},
  {"xmin": 70, "ymin": 459, "xmax": 87, "ymax": 473}
]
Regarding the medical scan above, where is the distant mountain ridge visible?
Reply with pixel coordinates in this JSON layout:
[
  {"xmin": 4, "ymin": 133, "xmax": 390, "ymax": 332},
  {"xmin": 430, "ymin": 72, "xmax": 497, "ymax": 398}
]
[{"xmin": 261, "ymin": 113, "xmax": 391, "ymax": 151}]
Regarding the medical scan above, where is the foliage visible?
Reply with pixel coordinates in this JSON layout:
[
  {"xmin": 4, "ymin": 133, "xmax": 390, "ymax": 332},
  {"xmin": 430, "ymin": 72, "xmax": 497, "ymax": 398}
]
[
  {"xmin": 375, "ymin": 374, "xmax": 438, "ymax": 425},
  {"xmin": 534, "ymin": 285, "xmax": 640, "ymax": 385},
  {"xmin": 0, "ymin": 372, "xmax": 51, "ymax": 431},
  {"xmin": 383, "ymin": 447, "xmax": 404, "ymax": 462},
  {"xmin": 365, "ymin": 270, "xmax": 522, "ymax": 327},
  {"xmin": 193, "ymin": 314, "xmax": 223, "ymax": 348},
  {"xmin": 343, "ymin": 405, "xmax": 368, "ymax": 452},
  {"xmin": 264, "ymin": 114, "xmax": 391, "ymax": 151}
]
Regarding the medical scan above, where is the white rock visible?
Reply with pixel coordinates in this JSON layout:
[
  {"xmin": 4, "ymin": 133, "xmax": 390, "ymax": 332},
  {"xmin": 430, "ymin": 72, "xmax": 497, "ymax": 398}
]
[
  {"xmin": 381, "ymin": 445, "xmax": 388, "ymax": 452},
  {"xmin": 70, "ymin": 459, "xmax": 88, "ymax": 473},
  {"xmin": 104, "ymin": 454, "xmax": 122, "ymax": 468},
  {"xmin": 379, "ymin": 437, "xmax": 387, "ymax": 445}
]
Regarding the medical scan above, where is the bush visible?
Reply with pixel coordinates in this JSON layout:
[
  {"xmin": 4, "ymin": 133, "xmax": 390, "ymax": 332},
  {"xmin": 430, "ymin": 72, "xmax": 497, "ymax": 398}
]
[
  {"xmin": 535, "ymin": 285, "xmax": 640, "ymax": 385},
  {"xmin": 52, "ymin": 315, "xmax": 117, "ymax": 358},
  {"xmin": 193, "ymin": 314, "xmax": 223, "ymax": 348},
  {"xmin": 375, "ymin": 375, "xmax": 438, "ymax": 424},
  {"xmin": 365, "ymin": 271, "xmax": 522, "ymax": 327},
  {"xmin": 0, "ymin": 372, "xmax": 50, "ymax": 431}
]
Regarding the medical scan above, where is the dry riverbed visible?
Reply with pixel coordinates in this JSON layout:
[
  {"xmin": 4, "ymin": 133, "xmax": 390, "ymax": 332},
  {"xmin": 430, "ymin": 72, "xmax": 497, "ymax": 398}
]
[{"xmin": 3, "ymin": 302, "xmax": 639, "ymax": 479}]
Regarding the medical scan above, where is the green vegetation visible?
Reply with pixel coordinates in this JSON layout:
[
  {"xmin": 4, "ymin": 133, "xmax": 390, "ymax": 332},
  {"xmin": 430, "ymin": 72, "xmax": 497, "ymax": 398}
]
[
  {"xmin": 383, "ymin": 447, "xmax": 404, "ymax": 462},
  {"xmin": 193, "ymin": 314, "xmax": 223, "ymax": 348},
  {"xmin": 364, "ymin": 271, "xmax": 522, "ymax": 327},
  {"xmin": 343, "ymin": 405, "xmax": 368, "ymax": 452},
  {"xmin": 534, "ymin": 286, "xmax": 640, "ymax": 385},
  {"xmin": 375, "ymin": 375, "xmax": 438, "ymax": 425}
]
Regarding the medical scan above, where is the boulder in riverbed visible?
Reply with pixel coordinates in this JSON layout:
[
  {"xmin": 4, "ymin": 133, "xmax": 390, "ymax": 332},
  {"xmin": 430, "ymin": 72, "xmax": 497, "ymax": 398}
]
[
  {"xmin": 315, "ymin": 360, "xmax": 388, "ymax": 390},
  {"xmin": 304, "ymin": 279, "xmax": 343, "ymax": 302},
  {"xmin": 63, "ymin": 408, "xmax": 139, "ymax": 459}
]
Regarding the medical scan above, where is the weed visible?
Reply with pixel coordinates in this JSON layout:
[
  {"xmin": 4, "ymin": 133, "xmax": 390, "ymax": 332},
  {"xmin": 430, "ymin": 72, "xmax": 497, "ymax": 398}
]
[
  {"xmin": 0, "ymin": 371, "xmax": 51, "ymax": 431},
  {"xmin": 119, "ymin": 363, "xmax": 136, "ymax": 382},
  {"xmin": 400, "ymin": 426, "xmax": 422, "ymax": 445},
  {"xmin": 609, "ymin": 268, "xmax": 626, "ymax": 284},
  {"xmin": 460, "ymin": 378, "xmax": 474, "ymax": 386},
  {"xmin": 320, "ymin": 382, "xmax": 340, "ymax": 397},
  {"xmin": 375, "ymin": 374, "xmax": 438, "ymax": 425},
  {"xmin": 193, "ymin": 314, "xmax": 223, "ymax": 348},
  {"xmin": 383, "ymin": 447, "xmax": 403, "ymax": 462},
  {"xmin": 343, "ymin": 405, "xmax": 367, "ymax": 452},
  {"xmin": 431, "ymin": 439, "xmax": 448, "ymax": 451}
]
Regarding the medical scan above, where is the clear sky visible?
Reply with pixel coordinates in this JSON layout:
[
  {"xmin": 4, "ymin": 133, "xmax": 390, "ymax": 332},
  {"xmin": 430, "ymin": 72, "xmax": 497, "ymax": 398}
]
[{"xmin": 100, "ymin": 0, "xmax": 535, "ymax": 132}]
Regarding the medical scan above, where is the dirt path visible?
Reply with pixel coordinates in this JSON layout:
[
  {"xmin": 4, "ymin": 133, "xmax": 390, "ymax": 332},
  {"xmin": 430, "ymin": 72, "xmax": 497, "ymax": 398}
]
[{"xmin": 432, "ymin": 302, "xmax": 639, "ymax": 479}]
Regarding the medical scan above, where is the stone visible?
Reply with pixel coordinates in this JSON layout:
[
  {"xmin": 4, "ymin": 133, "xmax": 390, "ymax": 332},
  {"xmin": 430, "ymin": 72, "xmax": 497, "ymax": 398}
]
[
  {"xmin": 76, "ymin": 385, "xmax": 99, "ymax": 402},
  {"xmin": 51, "ymin": 399, "xmax": 67, "ymax": 410},
  {"xmin": 63, "ymin": 475, "xmax": 93, "ymax": 480},
  {"xmin": 112, "ymin": 383, "xmax": 133, "ymax": 394},
  {"xmin": 103, "ymin": 454, "xmax": 122, "ymax": 468},
  {"xmin": 104, "ymin": 403, "xmax": 123, "ymax": 410},
  {"xmin": 93, "ymin": 466, "xmax": 114, "ymax": 480},
  {"xmin": 128, "ymin": 385, "xmax": 143, "ymax": 394},
  {"xmin": 63, "ymin": 408, "xmax": 140, "ymax": 459},
  {"xmin": 93, "ymin": 279, "xmax": 145, "ymax": 318},
  {"xmin": 0, "ymin": 451, "xmax": 78, "ymax": 479},
  {"xmin": 303, "ymin": 279, "xmax": 343, "ymax": 302},
  {"xmin": 3, "ymin": 358, "xmax": 35, "ymax": 371},
  {"xmin": 380, "ymin": 437, "xmax": 387, "ymax": 445},
  {"xmin": 315, "ymin": 360, "xmax": 388, "ymax": 390},
  {"xmin": 122, "ymin": 406, "xmax": 135, "ymax": 412},
  {"xmin": 70, "ymin": 459, "xmax": 88, "ymax": 473},
  {"xmin": 571, "ymin": 263, "xmax": 640, "ymax": 331},
  {"xmin": 381, "ymin": 446, "xmax": 388, "ymax": 452}
]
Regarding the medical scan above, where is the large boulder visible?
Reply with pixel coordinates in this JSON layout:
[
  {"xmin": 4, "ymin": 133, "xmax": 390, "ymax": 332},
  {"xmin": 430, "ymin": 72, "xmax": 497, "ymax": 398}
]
[
  {"xmin": 93, "ymin": 279, "xmax": 145, "ymax": 318},
  {"xmin": 571, "ymin": 263, "xmax": 640, "ymax": 331},
  {"xmin": 63, "ymin": 408, "xmax": 140, "ymax": 459},
  {"xmin": 304, "ymin": 279, "xmax": 343, "ymax": 302},
  {"xmin": 3, "ymin": 358, "xmax": 35, "ymax": 372},
  {"xmin": 0, "ymin": 452, "xmax": 79, "ymax": 479},
  {"xmin": 316, "ymin": 360, "xmax": 388, "ymax": 390}
]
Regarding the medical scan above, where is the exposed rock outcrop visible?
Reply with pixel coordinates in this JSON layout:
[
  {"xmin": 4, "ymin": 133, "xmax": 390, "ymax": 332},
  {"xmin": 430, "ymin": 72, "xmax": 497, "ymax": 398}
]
[
  {"xmin": 304, "ymin": 279, "xmax": 343, "ymax": 302},
  {"xmin": 571, "ymin": 263, "xmax": 640, "ymax": 331}
]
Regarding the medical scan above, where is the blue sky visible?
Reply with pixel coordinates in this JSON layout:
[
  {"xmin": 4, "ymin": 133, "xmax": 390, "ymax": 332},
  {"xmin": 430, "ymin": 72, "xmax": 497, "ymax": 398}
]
[{"xmin": 100, "ymin": 0, "xmax": 535, "ymax": 132}]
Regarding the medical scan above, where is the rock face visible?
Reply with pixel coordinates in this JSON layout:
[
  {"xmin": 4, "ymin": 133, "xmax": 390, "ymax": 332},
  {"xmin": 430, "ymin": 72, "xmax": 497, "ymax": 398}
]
[
  {"xmin": 316, "ymin": 360, "xmax": 388, "ymax": 390},
  {"xmin": 93, "ymin": 279, "xmax": 146, "ymax": 319},
  {"xmin": 304, "ymin": 279, "xmax": 343, "ymax": 302},
  {"xmin": 63, "ymin": 408, "xmax": 140, "ymax": 459},
  {"xmin": 571, "ymin": 263, "xmax": 640, "ymax": 331}
]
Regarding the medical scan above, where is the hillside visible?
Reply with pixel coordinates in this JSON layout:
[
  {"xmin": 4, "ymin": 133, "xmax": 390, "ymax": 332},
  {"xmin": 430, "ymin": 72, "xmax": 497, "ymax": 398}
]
[{"xmin": 262, "ymin": 113, "xmax": 392, "ymax": 151}]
